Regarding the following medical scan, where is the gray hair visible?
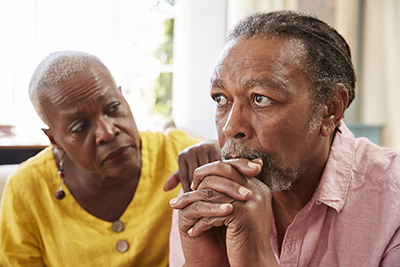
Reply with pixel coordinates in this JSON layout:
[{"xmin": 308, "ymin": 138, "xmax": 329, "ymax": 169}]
[
  {"xmin": 29, "ymin": 50, "xmax": 105, "ymax": 126},
  {"xmin": 228, "ymin": 10, "xmax": 356, "ymax": 110}
]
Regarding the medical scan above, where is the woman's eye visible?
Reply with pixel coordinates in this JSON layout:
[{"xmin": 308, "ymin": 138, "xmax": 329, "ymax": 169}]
[
  {"xmin": 107, "ymin": 102, "xmax": 121, "ymax": 114},
  {"xmin": 253, "ymin": 94, "xmax": 271, "ymax": 107},
  {"xmin": 213, "ymin": 94, "xmax": 228, "ymax": 106},
  {"xmin": 71, "ymin": 122, "xmax": 88, "ymax": 133}
]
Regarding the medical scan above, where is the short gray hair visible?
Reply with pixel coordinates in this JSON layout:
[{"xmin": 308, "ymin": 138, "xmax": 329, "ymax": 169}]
[
  {"xmin": 228, "ymin": 10, "xmax": 356, "ymax": 109},
  {"xmin": 29, "ymin": 50, "xmax": 104, "ymax": 126}
]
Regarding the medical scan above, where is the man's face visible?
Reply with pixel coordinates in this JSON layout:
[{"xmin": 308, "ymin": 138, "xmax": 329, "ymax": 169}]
[
  {"xmin": 43, "ymin": 63, "xmax": 141, "ymax": 178},
  {"xmin": 210, "ymin": 36, "xmax": 326, "ymax": 191}
]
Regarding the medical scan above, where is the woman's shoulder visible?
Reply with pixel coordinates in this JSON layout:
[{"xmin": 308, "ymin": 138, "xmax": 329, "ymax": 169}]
[
  {"xmin": 7, "ymin": 146, "xmax": 56, "ymax": 189},
  {"xmin": 140, "ymin": 129, "xmax": 199, "ymax": 151}
]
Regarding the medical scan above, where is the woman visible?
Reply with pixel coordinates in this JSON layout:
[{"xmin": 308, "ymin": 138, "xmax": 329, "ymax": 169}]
[{"xmin": 0, "ymin": 51, "xmax": 219, "ymax": 266}]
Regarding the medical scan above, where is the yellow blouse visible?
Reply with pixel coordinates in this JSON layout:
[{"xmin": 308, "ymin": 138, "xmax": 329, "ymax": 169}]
[{"xmin": 0, "ymin": 130, "xmax": 198, "ymax": 267}]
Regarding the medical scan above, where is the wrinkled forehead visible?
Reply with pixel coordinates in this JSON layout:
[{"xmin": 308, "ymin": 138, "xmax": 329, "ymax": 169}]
[
  {"xmin": 40, "ymin": 63, "xmax": 117, "ymax": 108},
  {"xmin": 213, "ymin": 36, "xmax": 307, "ymax": 76}
]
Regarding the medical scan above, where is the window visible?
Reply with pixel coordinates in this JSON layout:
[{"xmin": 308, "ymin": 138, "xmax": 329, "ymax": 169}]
[{"xmin": 0, "ymin": 0, "xmax": 175, "ymax": 145}]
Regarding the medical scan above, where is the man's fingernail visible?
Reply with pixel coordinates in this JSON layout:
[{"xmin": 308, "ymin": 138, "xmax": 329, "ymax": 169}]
[
  {"xmin": 238, "ymin": 186, "xmax": 252, "ymax": 196},
  {"xmin": 190, "ymin": 181, "xmax": 194, "ymax": 190},
  {"xmin": 220, "ymin": 203, "xmax": 230, "ymax": 210},
  {"xmin": 188, "ymin": 228, "xmax": 193, "ymax": 236},
  {"xmin": 252, "ymin": 158, "xmax": 263, "ymax": 165},
  {"xmin": 248, "ymin": 161, "xmax": 261, "ymax": 169},
  {"xmin": 170, "ymin": 198, "xmax": 178, "ymax": 205}
]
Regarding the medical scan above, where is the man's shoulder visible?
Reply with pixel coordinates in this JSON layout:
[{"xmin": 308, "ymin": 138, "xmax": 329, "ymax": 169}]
[{"xmin": 353, "ymin": 137, "xmax": 400, "ymax": 183}]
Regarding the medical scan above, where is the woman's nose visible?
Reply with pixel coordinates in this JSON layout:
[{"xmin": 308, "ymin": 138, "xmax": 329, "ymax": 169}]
[{"xmin": 95, "ymin": 117, "xmax": 119, "ymax": 144}]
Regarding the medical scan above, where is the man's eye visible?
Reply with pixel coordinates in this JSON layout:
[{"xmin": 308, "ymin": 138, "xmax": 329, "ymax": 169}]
[
  {"xmin": 213, "ymin": 94, "xmax": 228, "ymax": 105},
  {"xmin": 253, "ymin": 94, "xmax": 271, "ymax": 107}
]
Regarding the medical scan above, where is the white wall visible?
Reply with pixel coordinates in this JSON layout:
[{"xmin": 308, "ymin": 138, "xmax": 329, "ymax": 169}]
[{"xmin": 172, "ymin": 0, "xmax": 227, "ymax": 139}]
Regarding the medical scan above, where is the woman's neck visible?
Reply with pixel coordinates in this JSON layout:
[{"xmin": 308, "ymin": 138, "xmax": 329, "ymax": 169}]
[{"xmin": 53, "ymin": 148, "xmax": 141, "ymax": 221}]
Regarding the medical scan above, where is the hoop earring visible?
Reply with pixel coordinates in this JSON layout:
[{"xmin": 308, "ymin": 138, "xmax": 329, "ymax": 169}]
[{"xmin": 55, "ymin": 159, "xmax": 66, "ymax": 200}]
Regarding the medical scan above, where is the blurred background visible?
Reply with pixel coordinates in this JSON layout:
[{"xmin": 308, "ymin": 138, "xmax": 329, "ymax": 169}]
[{"xmin": 0, "ymin": 0, "xmax": 399, "ymax": 152}]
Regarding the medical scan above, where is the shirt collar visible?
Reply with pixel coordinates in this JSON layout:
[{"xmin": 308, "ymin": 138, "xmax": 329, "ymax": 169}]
[{"xmin": 311, "ymin": 121, "xmax": 355, "ymax": 213}]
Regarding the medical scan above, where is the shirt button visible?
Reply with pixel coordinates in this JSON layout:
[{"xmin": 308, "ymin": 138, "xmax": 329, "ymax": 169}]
[
  {"xmin": 116, "ymin": 240, "xmax": 129, "ymax": 253},
  {"xmin": 112, "ymin": 220, "xmax": 124, "ymax": 233},
  {"xmin": 315, "ymin": 200, "xmax": 322, "ymax": 205}
]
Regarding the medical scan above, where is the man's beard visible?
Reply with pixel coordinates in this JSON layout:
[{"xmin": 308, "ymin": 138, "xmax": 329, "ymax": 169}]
[{"xmin": 221, "ymin": 139, "xmax": 296, "ymax": 193}]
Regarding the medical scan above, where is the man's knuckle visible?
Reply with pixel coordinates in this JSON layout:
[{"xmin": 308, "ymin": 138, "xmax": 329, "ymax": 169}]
[
  {"xmin": 180, "ymin": 192, "xmax": 189, "ymax": 200},
  {"xmin": 199, "ymin": 176, "xmax": 211, "ymax": 187},
  {"xmin": 193, "ymin": 167, "xmax": 201, "ymax": 176},
  {"xmin": 191, "ymin": 201, "xmax": 202, "ymax": 212},
  {"xmin": 253, "ymin": 194, "xmax": 264, "ymax": 203},
  {"xmin": 199, "ymin": 216, "xmax": 212, "ymax": 226},
  {"xmin": 200, "ymin": 188, "xmax": 215, "ymax": 199}
]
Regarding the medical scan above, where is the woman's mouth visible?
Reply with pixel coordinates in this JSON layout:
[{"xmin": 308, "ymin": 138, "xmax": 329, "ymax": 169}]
[{"xmin": 103, "ymin": 146, "xmax": 131, "ymax": 164}]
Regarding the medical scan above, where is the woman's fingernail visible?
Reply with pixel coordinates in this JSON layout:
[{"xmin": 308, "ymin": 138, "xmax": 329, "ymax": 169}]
[
  {"xmin": 188, "ymin": 228, "xmax": 193, "ymax": 236},
  {"xmin": 190, "ymin": 181, "xmax": 194, "ymax": 190},
  {"xmin": 220, "ymin": 203, "xmax": 230, "ymax": 210},
  {"xmin": 170, "ymin": 197, "xmax": 178, "ymax": 206},
  {"xmin": 238, "ymin": 186, "xmax": 252, "ymax": 196}
]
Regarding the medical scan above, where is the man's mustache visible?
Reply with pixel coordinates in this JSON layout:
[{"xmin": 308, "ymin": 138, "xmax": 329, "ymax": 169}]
[
  {"xmin": 220, "ymin": 139, "xmax": 295, "ymax": 192},
  {"xmin": 221, "ymin": 139, "xmax": 274, "ymax": 169}
]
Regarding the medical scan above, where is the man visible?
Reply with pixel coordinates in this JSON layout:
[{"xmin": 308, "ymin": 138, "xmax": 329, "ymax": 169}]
[{"xmin": 168, "ymin": 11, "xmax": 400, "ymax": 266}]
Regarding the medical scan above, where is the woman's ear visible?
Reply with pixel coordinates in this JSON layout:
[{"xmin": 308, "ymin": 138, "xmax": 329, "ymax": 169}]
[
  {"xmin": 42, "ymin": 128, "xmax": 56, "ymax": 145},
  {"xmin": 42, "ymin": 128, "xmax": 65, "ymax": 159},
  {"xmin": 320, "ymin": 83, "xmax": 349, "ymax": 137}
]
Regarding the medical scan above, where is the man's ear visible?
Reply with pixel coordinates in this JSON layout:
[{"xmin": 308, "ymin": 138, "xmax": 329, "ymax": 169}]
[{"xmin": 320, "ymin": 83, "xmax": 349, "ymax": 137}]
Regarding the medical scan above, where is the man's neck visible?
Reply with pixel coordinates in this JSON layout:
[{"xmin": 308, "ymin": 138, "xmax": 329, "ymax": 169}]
[{"xmin": 270, "ymin": 146, "xmax": 328, "ymax": 251}]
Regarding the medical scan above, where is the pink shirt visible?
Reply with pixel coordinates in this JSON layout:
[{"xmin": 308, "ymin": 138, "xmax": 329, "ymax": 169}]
[{"xmin": 169, "ymin": 123, "xmax": 400, "ymax": 266}]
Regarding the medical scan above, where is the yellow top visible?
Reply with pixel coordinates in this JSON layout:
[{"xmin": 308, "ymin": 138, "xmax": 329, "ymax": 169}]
[{"xmin": 0, "ymin": 130, "xmax": 198, "ymax": 267}]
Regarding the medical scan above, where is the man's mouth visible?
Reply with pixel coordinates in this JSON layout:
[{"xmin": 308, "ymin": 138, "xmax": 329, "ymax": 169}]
[
  {"xmin": 221, "ymin": 139, "xmax": 251, "ymax": 160},
  {"xmin": 221, "ymin": 139, "xmax": 268, "ymax": 162},
  {"xmin": 223, "ymin": 153, "xmax": 239, "ymax": 160}
]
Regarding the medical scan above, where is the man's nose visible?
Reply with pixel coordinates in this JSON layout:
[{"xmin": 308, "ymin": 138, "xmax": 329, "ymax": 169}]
[
  {"xmin": 222, "ymin": 103, "xmax": 252, "ymax": 139},
  {"xmin": 95, "ymin": 116, "xmax": 119, "ymax": 145}
]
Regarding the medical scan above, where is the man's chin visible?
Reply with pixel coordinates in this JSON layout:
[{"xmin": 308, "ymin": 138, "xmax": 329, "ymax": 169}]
[{"xmin": 256, "ymin": 168, "xmax": 296, "ymax": 193}]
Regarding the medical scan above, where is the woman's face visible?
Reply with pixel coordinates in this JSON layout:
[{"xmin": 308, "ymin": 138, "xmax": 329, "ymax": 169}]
[{"xmin": 43, "ymin": 63, "xmax": 141, "ymax": 178}]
